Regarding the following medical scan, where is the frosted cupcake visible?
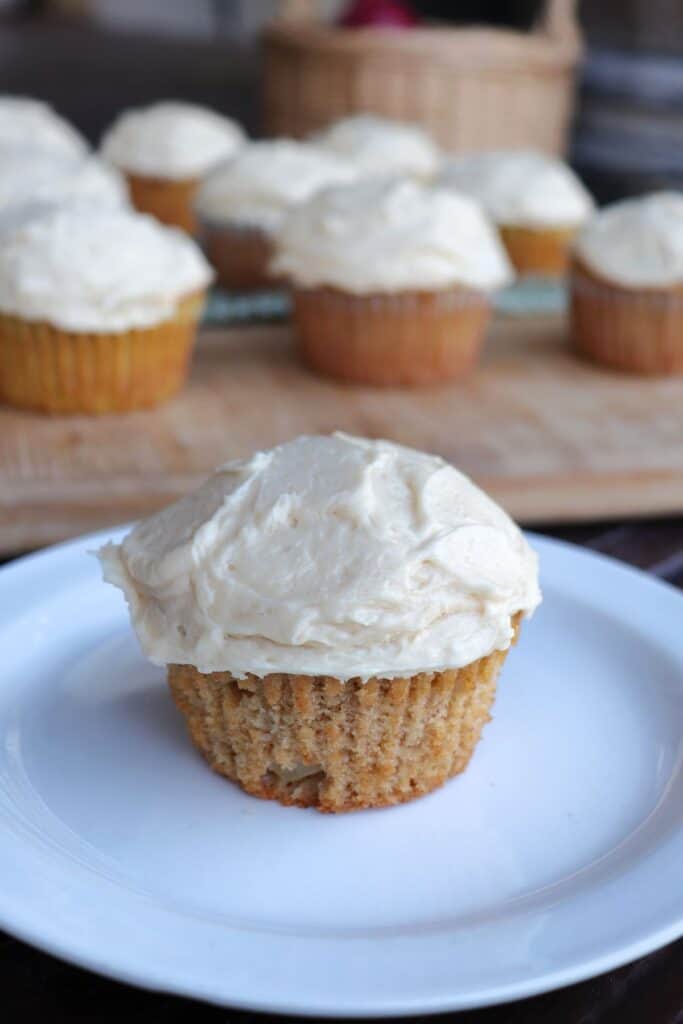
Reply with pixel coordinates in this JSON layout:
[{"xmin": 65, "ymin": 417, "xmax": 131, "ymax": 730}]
[
  {"xmin": 438, "ymin": 150, "xmax": 594, "ymax": 278},
  {"xmin": 0, "ymin": 147, "xmax": 128, "ymax": 212},
  {"xmin": 0, "ymin": 96, "xmax": 87, "ymax": 157},
  {"xmin": 100, "ymin": 101, "xmax": 246, "ymax": 233},
  {"xmin": 195, "ymin": 139, "xmax": 356, "ymax": 291},
  {"xmin": 570, "ymin": 192, "xmax": 683, "ymax": 375},
  {"xmin": 100, "ymin": 433, "xmax": 540, "ymax": 812},
  {"xmin": 0, "ymin": 204, "xmax": 213, "ymax": 414},
  {"xmin": 271, "ymin": 178, "xmax": 513, "ymax": 386},
  {"xmin": 313, "ymin": 114, "xmax": 439, "ymax": 180}
]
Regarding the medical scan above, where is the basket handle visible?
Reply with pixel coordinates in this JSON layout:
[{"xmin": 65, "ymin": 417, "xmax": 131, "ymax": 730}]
[
  {"xmin": 277, "ymin": 0, "xmax": 319, "ymax": 20},
  {"xmin": 537, "ymin": 0, "xmax": 581, "ymax": 45}
]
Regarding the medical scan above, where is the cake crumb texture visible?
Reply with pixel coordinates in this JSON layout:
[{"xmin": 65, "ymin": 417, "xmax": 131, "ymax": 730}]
[{"xmin": 167, "ymin": 619, "xmax": 519, "ymax": 813}]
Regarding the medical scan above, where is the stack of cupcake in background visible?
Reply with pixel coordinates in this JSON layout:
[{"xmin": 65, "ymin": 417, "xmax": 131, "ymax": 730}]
[
  {"xmin": 0, "ymin": 95, "xmax": 681, "ymax": 420},
  {"xmin": 0, "ymin": 98, "xmax": 217, "ymax": 415}
]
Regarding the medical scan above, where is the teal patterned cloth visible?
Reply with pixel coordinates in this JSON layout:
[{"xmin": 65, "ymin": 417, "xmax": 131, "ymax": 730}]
[{"xmin": 202, "ymin": 279, "xmax": 567, "ymax": 327}]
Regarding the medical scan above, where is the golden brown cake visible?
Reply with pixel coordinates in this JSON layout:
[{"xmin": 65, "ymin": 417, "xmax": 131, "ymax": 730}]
[
  {"xmin": 271, "ymin": 179, "xmax": 512, "ymax": 387},
  {"xmin": 498, "ymin": 225, "xmax": 578, "ymax": 278},
  {"xmin": 292, "ymin": 286, "xmax": 490, "ymax": 387},
  {"xmin": 570, "ymin": 193, "xmax": 683, "ymax": 375},
  {"xmin": 0, "ymin": 206, "xmax": 212, "ymax": 414},
  {"xmin": 125, "ymin": 173, "xmax": 199, "ymax": 234},
  {"xmin": 168, "ymin": 624, "xmax": 519, "ymax": 813},
  {"xmin": 100, "ymin": 435, "xmax": 540, "ymax": 812}
]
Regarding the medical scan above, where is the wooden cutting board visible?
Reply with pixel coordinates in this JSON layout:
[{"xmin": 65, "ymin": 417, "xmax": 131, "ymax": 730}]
[{"xmin": 3, "ymin": 312, "xmax": 683, "ymax": 554}]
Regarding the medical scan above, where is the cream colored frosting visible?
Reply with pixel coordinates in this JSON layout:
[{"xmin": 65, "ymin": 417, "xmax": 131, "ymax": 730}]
[
  {"xmin": 100, "ymin": 101, "xmax": 246, "ymax": 180},
  {"xmin": 313, "ymin": 114, "xmax": 439, "ymax": 179},
  {"xmin": 271, "ymin": 178, "xmax": 513, "ymax": 292},
  {"xmin": 0, "ymin": 148, "xmax": 128, "ymax": 211},
  {"xmin": 99, "ymin": 434, "xmax": 540, "ymax": 681},
  {"xmin": 0, "ymin": 204, "xmax": 213, "ymax": 331},
  {"xmin": 195, "ymin": 139, "xmax": 358, "ymax": 232},
  {"xmin": 438, "ymin": 150, "xmax": 594, "ymax": 228},
  {"xmin": 0, "ymin": 96, "xmax": 88, "ymax": 157},
  {"xmin": 574, "ymin": 192, "xmax": 683, "ymax": 288}
]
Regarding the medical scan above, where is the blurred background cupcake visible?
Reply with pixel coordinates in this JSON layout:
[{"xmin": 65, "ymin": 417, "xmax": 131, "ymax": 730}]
[
  {"xmin": 312, "ymin": 113, "xmax": 440, "ymax": 181},
  {"xmin": 0, "ymin": 95, "xmax": 88, "ymax": 157},
  {"xmin": 195, "ymin": 139, "xmax": 357, "ymax": 291},
  {"xmin": 0, "ymin": 204, "xmax": 213, "ymax": 414},
  {"xmin": 100, "ymin": 100, "xmax": 246, "ymax": 233},
  {"xmin": 0, "ymin": 147, "xmax": 128, "ymax": 214},
  {"xmin": 438, "ymin": 149, "xmax": 594, "ymax": 279},
  {"xmin": 570, "ymin": 192, "xmax": 683, "ymax": 375},
  {"xmin": 272, "ymin": 177, "xmax": 513, "ymax": 386}
]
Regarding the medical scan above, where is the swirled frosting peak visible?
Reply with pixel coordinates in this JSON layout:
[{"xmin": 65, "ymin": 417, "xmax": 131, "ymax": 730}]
[
  {"xmin": 100, "ymin": 101, "xmax": 246, "ymax": 179},
  {"xmin": 195, "ymin": 139, "xmax": 357, "ymax": 231},
  {"xmin": 271, "ymin": 178, "xmax": 513, "ymax": 292},
  {"xmin": 574, "ymin": 192, "xmax": 683, "ymax": 287},
  {"xmin": 99, "ymin": 434, "xmax": 540, "ymax": 680},
  {"xmin": 0, "ymin": 148, "xmax": 128, "ymax": 212},
  {"xmin": 438, "ymin": 150, "xmax": 594, "ymax": 228},
  {"xmin": 0, "ymin": 204, "xmax": 213, "ymax": 331},
  {"xmin": 313, "ymin": 114, "xmax": 440, "ymax": 179},
  {"xmin": 0, "ymin": 96, "xmax": 88, "ymax": 157}
]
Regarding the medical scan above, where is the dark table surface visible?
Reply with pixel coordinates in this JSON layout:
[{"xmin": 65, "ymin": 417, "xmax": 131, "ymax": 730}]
[{"xmin": 2, "ymin": 515, "xmax": 683, "ymax": 1022}]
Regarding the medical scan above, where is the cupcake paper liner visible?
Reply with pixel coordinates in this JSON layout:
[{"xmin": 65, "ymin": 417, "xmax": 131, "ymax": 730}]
[
  {"xmin": 200, "ymin": 219, "xmax": 276, "ymax": 292},
  {"xmin": 167, "ymin": 618, "xmax": 520, "ymax": 813},
  {"xmin": 499, "ymin": 224, "xmax": 578, "ymax": 279},
  {"xmin": 292, "ymin": 286, "xmax": 492, "ymax": 387},
  {"xmin": 0, "ymin": 291, "xmax": 205, "ymax": 415},
  {"xmin": 570, "ymin": 258, "xmax": 683, "ymax": 375},
  {"xmin": 126, "ymin": 172, "xmax": 200, "ymax": 234}
]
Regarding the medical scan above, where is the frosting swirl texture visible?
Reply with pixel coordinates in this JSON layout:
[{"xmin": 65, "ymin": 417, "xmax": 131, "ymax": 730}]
[{"xmin": 100, "ymin": 434, "xmax": 540, "ymax": 680}]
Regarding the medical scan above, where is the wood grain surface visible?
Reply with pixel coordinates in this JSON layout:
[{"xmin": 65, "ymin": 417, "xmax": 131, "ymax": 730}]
[{"xmin": 3, "ymin": 312, "xmax": 683, "ymax": 553}]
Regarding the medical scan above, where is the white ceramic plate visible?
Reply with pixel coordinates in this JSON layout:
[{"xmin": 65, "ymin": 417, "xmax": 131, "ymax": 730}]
[{"xmin": 0, "ymin": 528, "xmax": 681, "ymax": 1017}]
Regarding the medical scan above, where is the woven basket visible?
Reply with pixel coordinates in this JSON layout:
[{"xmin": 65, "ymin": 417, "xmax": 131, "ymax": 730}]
[{"xmin": 263, "ymin": 0, "xmax": 582, "ymax": 155}]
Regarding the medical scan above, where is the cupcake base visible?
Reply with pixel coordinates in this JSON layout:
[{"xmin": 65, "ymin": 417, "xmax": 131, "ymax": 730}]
[
  {"xmin": 499, "ymin": 224, "xmax": 577, "ymax": 278},
  {"xmin": 201, "ymin": 220, "xmax": 275, "ymax": 292},
  {"xmin": 126, "ymin": 172, "xmax": 199, "ymax": 234},
  {"xmin": 0, "ymin": 292, "xmax": 205, "ymax": 415},
  {"xmin": 570, "ymin": 257, "xmax": 683, "ymax": 375},
  {"xmin": 167, "ymin": 619, "xmax": 520, "ymax": 813},
  {"xmin": 292, "ymin": 286, "xmax": 491, "ymax": 387}
]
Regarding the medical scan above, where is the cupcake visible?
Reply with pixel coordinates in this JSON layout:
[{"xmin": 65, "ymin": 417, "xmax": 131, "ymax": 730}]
[
  {"xmin": 195, "ymin": 139, "xmax": 357, "ymax": 291},
  {"xmin": 0, "ymin": 96, "xmax": 88, "ymax": 157},
  {"xmin": 0, "ymin": 204, "xmax": 213, "ymax": 414},
  {"xmin": 570, "ymin": 192, "xmax": 683, "ymax": 375},
  {"xmin": 271, "ymin": 178, "xmax": 513, "ymax": 386},
  {"xmin": 0, "ymin": 147, "xmax": 128, "ymax": 213},
  {"xmin": 438, "ymin": 150, "xmax": 594, "ymax": 278},
  {"xmin": 100, "ymin": 101, "xmax": 246, "ymax": 233},
  {"xmin": 313, "ymin": 114, "xmax": 439, "ymax": 181},
  {"xmin": 100, "ymin": 433, "xmax": 541, "ymax": 813}
]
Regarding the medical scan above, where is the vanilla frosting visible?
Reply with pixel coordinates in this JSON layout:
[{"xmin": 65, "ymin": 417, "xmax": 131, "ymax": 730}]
[
  {"xmin": 0, "ymin": 148, "xmax": 128, "ymax": 212},
  {"xmin": 99, "ymin": 434, "xmax": 540, "ymax": 681},
  {"xmin": 574, "ymin": 192, "xmax": 683, "ymax": 288},
  {"xmin": 194, "ymin": 139, "xmax": 358, "ymax": 232},
  {"xmin": 0, "ymin": 204, "xmax": 213, "ymax": 331},
  {"xmin": 100, "ymin": 101, "xmax": 246, "ymax": 180},
  {"xmin": 438, "ymin": 150, "xmax": 594, "ymax": 228},
  {"xmin": 0, "ymin": 96, "xmax": 88, "ymax": 158},
  {"xmin": 271, "ymin": 178, "xmax": 513, "ymax": 292},
  {"xmin": 313, "ymin": 114, "xmax": 439, "ymax": 179}
]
